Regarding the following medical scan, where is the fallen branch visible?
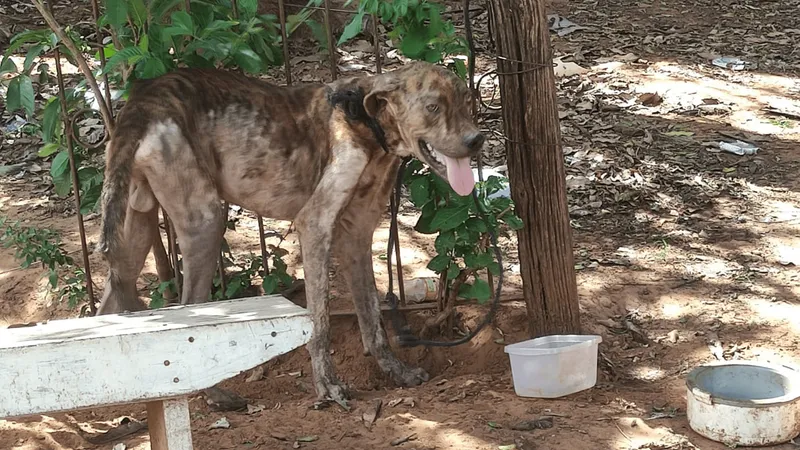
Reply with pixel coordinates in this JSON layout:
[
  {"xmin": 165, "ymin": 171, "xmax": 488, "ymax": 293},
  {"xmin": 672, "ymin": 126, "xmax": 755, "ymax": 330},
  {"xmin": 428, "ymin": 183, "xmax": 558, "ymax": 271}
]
[
  {"xmin": 717, "ymin": 131, "xmax": 758, "ymax": 145},
  {"xmin": 764, "ymin": 106, "xmax": 800, "ymax": 121},
  {"xmin": 31, "ymin": 0, "xmax": 115, "ymax": 134}
]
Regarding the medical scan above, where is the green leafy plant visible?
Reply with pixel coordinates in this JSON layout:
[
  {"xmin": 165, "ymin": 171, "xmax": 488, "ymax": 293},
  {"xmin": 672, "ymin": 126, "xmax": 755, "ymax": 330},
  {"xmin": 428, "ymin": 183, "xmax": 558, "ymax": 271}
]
[
  {"xmin": 0, "ymin": 217, "xmax": 89, "ymax": 308},
  {"xmin": 41, "ymin": 147, "xmax": 105, "ymax": 213},
  {"xmin": 98, "ymin": 0, "xmax": 284, "ymax": 86},
  {"xmin": 1, "ymin": 26, "xmax": 88, "ymax": 118},
  {"xmin": 338, "ymin": 0, "xmax": 469, "ymax": 77},
  {"xmin": 210, "ymin": 248, "xmax": 295, "ymax": 301},
  {"xmin": 212, "ymin": 253, "xmax": 261, "ymax": 300},
  {"xmin": 261, "ymin": 244, "xmax": 295, "ymax": 294},
  {"xmin": 404, "ymin": 161, "xmax": 521, "ymax": 304},
  {"xmin": 2, "ymin": 29, "xmax": 60, "ymax": 119},
  {"xmin": 148, "ymin": 279, "xmax": 176, "ymax": 309},
  {"xmin": 59, "ymin": 266, "xmax": 90, "ymax": 309}
]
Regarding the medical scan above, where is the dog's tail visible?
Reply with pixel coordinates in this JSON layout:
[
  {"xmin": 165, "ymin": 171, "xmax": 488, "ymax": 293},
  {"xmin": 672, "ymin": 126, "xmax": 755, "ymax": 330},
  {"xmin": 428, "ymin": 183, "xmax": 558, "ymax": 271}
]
[{"xmin": 96, "ymin": 134, "xmax": 138, "ymax": 258}]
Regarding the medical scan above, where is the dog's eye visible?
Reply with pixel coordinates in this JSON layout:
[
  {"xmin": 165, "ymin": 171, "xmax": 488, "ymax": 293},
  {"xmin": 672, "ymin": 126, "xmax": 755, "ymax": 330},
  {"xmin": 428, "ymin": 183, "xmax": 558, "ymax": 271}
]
[{"xmin": 426, "ymin": 104, "xmax": 440, "ymax": 113}]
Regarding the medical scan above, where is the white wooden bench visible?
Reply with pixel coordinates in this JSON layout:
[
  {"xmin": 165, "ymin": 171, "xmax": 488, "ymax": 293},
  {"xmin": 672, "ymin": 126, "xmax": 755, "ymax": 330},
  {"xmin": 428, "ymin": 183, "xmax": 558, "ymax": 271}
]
[{"xmin": 0, "ymin": 295, "xmax": 312, "ymax": 449}]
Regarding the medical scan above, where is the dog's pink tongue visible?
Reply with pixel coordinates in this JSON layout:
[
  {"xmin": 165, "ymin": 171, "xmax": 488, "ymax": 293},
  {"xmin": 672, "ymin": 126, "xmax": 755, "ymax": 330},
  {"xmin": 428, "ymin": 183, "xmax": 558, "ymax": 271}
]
[{"xmin": 444, "ymin": 155, "xmax": 475, "ymax": 196}]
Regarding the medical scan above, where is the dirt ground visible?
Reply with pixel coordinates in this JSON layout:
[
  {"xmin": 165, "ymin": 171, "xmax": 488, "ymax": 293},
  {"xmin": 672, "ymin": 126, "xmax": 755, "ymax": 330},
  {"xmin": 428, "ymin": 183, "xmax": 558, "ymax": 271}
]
[{"xmin": 2, "ymin": 0, "xmax": 800, "ymax": 448}]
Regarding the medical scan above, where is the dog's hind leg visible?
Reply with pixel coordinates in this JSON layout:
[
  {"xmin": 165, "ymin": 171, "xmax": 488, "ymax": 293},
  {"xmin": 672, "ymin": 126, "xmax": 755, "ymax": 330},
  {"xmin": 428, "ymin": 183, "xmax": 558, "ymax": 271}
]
[
  {"xmin": 294, "ymin": 144, "xmax": 369, "ymax": 404},
  {"xmin": 96, "ymin": 183, "xmax": 162, "ymax": 315},
  {"xmin": 151, "ymin": 219, "xmax": 176, "ymax": 300},
  {"xmin": 139, "ymin": 126, "xmax": 225, "ymax": 306},
  {"xmin": 149, "ymin": 186, "xmax": 224, "ymax": 305},
  {"xmin": 173, "ymin": 205, "xmax": 224, "ymax": 304}
]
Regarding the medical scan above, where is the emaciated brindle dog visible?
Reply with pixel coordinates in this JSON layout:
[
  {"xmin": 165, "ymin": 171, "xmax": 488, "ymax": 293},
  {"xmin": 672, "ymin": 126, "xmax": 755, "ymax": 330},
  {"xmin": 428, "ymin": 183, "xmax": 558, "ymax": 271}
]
[{"xmin": 95, "ymin": 61, "xmax": 484, "ymax": 403}]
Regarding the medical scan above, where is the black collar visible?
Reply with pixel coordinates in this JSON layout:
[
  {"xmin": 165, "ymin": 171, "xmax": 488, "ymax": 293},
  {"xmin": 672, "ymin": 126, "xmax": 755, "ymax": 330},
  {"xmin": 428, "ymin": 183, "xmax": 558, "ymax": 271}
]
[{"xmin": 328, "ymin": 87, "xmax": 390, "ymax": 154}]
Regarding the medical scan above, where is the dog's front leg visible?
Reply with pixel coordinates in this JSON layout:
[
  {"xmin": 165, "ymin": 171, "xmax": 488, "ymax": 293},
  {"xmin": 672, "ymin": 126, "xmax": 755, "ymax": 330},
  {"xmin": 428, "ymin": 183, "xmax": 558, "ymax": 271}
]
[
  {"xmin": 294, "ymin": 145, "xmax": 369, "ymax": 404},
  {"xmin": 335, "ymin": 227, "xmax": 430, "ymax": 387}
]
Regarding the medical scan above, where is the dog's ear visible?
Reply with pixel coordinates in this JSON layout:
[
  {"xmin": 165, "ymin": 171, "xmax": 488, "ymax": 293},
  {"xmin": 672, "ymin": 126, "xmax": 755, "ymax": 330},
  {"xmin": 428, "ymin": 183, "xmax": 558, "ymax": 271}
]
[{"xmin": 363, "ymin": 77, "xmax": 402, "ymax": 118}]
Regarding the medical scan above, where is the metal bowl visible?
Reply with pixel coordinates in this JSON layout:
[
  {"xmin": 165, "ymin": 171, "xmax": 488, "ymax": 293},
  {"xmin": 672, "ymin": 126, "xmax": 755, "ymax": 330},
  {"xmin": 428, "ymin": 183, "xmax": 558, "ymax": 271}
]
[{"xmin": 686, "ymin": 360, "xmax": 800, "ymax": 446}]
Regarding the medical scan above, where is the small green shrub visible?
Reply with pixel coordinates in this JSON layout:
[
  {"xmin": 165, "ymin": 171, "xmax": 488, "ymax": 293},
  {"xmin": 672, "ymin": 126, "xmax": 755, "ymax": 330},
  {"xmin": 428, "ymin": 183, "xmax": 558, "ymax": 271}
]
[{"xmin": 0, "ymin": 217, "xmax": 89, "ymax": 308}]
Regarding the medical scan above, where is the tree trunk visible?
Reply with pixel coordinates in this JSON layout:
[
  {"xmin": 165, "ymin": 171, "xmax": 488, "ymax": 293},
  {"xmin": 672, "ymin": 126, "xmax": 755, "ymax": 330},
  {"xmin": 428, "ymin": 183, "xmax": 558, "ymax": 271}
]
[{"xmin": 489, "ymin": 0, "xmax": 581, "ymax": 336}]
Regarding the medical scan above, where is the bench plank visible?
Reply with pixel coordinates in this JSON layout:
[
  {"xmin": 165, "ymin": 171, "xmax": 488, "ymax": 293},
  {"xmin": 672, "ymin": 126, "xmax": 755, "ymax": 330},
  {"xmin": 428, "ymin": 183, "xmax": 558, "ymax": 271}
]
[{"xmin": 0, "ymin": 296, "xmax": 312, "ymax": 419}]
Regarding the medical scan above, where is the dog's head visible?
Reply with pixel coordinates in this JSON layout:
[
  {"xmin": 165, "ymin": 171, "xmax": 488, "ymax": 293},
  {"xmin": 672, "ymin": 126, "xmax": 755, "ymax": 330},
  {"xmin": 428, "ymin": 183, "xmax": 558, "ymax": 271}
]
[{"xmin": 364, "ymin": 61, "xmax": 484, "ymax": 196}]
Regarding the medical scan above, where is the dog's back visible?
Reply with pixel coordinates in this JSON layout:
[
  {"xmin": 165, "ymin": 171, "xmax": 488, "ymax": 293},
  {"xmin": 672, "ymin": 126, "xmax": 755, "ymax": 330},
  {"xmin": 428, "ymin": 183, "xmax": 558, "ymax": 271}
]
[{"xmin": 98, "ymin": 69, "xmax": 335, "ymax": 257}]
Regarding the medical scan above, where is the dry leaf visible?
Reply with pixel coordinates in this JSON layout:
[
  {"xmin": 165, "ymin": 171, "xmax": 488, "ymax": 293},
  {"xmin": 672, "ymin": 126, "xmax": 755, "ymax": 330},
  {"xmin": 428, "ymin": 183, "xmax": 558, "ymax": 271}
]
[
  {"xmin": 638, "ymin": 93, "xmax": 663, "ymax": 107},
  {"xmin": 246, "ymin": 404, "xmax": 266, "ymax": 414},
  {"xmin": 662, "ymin": 131, "xmax": 694, "ymax": 137},
  {"xmin": 388, "ymin": 398, "xmax": 404, "ymax": 408},
  {"xmin": 362, "ymin": 399, "xmax": 382, "ymax": 429},
  {"xmin": 553, "ymin": 58, "xmax": 588, "ymax": 77},
  {"xmin": 245, "ymin": 366, "xmax": 264, "ymax": 383},
  {"xmin": 667, "ymin": 330, "xmax": 679, "ymax": 343},
  {"xmin": 209, "ymin": 417, "xmax": 231, "ymax": 430}
]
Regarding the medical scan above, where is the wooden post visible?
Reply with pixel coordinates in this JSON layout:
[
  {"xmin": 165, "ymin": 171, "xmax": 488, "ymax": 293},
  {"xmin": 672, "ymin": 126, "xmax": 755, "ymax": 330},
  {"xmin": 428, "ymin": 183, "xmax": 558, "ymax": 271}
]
[
  {"xmin": 146, "ymin": 397, "xmax": 193, "ymax": 450},
  {"xmin": 488, "ymin": 0, "xmax": 581, "ymax": 336}
]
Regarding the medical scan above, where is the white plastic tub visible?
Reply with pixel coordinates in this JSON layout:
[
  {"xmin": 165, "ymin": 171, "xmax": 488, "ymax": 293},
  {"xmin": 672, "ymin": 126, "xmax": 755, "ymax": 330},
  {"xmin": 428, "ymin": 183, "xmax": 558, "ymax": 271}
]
[
  {"xmin": 504, "ymin": 334, "xmax": 602, "ymax": 398},
  {"xmin": 686, "ymin": 360, "xmax": 800, "ymax": 447}
]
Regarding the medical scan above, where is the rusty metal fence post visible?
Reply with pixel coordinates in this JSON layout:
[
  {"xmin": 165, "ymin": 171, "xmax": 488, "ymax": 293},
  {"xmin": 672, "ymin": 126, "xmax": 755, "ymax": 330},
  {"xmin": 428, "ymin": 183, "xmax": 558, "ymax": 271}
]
[
  {"xmin": 256, "ymin": 0, "xmax": 298, "ymax": 282},
  {"xmin": 89, "ymin": 0, "xmax": 113, "ymax": 128},
  {"xmin": 462, "ymin": 0, "xmax": 492, "ymax": 296},
  {"xmin": 323, "ymin": 0, "xmax": 338, "ymax": 81},
  {"xmin": 52, "ymin": 48, "xmax": 97, "ymax": 315},
  {"xmin": 46, "ymin": 0, "xmax": 122, "ymax": 315}
]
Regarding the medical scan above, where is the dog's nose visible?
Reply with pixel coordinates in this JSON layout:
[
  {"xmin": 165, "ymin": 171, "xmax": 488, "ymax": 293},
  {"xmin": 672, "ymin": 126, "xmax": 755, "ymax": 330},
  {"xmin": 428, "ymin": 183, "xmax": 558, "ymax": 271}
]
[{"xmin": 464, "ymin": 132, "xmax": 485, "ymax": 152}]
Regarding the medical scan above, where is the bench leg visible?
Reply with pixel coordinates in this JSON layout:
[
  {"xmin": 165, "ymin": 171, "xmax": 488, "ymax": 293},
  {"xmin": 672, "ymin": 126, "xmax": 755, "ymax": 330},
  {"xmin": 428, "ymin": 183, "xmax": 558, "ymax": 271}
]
[{"xmin": 146, "ymin": 397, "xmax": 193, "ymax": 450}]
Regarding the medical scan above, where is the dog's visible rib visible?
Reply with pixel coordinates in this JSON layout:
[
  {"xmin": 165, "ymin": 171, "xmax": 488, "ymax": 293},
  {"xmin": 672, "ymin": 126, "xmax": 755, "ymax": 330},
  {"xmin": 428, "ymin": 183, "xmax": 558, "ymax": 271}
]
[{"xmin": 96, "ymin": 62, "xmax": 485, "ymax": 403}]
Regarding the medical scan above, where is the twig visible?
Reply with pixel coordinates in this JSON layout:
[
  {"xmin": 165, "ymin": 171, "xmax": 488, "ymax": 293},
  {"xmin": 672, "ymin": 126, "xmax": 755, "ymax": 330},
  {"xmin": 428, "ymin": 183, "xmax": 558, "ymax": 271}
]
[
  {"xmin": 31, "ymin": 0, "xmax": 115, "ymax": 135},
  {"xmin": 613, "ymin": 420, "xmax": 632, "ymax": 442},
  {"xmin": 464, "ymin": 0, "xmax": 476, "ymax": 117},
  {"xmin": 764, "ymin": 107, "xmax": 800, "ymax": 121},
  {"xmin": 671, "ymin": 275, "xmax": 705, "ymax": 289},
  {"xmin": 446, "ymin": 7, "xmax": 485, "ymax": 15},
  {"xmin": 758, "ymin": 217, "xmax": 800, "ymax": 224},
  {"xmin": 390, "ymin": 433, "xmax": 417, "ymax": 446},
  {"xmin": 717, "ymin": 131, "xmax": 757, "ymax": 146}
]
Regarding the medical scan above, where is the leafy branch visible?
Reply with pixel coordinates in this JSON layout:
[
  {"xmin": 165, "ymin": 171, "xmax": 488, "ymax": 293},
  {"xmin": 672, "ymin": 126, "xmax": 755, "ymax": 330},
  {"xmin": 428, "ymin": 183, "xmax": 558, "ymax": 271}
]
[
  {"xmin": 30, "ymin": 0, "xmax": 115, "ymax": 133},
  {"xmin": 338, "ymin": 0, "xmax": 469, "ymax": 77},
  {"xmin": 96, "ymin": 0, "xmax": 284, "ymax": 87}
]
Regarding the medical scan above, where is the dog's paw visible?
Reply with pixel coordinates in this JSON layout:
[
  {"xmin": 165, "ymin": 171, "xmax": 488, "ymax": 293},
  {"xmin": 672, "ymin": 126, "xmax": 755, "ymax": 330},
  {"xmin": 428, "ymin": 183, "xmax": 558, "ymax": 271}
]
[
  {"xmin": 314, "ymin": 375, "xmax": 351, "ymax": 409},
  {"xmin": 391, "ymin": 364, "xmax": 430, "ymax": 387}
]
